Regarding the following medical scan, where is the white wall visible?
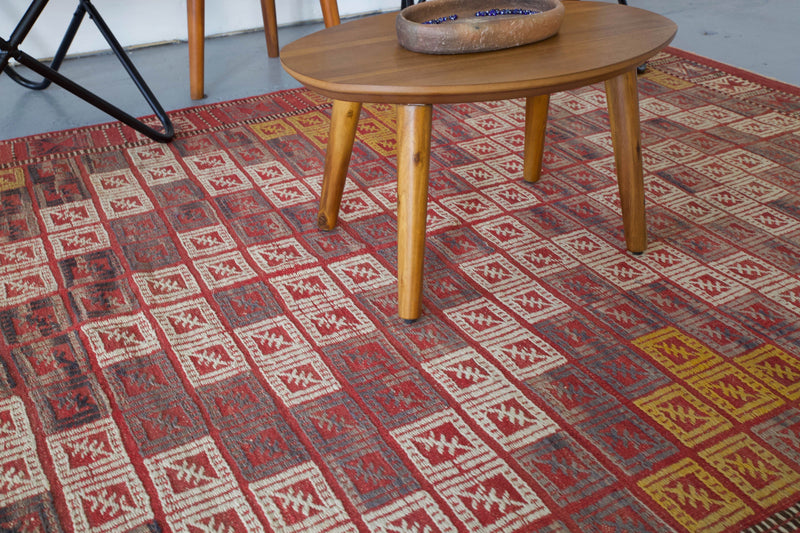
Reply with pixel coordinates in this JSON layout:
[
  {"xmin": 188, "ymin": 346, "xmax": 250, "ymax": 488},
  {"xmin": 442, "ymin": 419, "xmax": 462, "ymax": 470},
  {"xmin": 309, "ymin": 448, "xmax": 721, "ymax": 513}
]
[{"xmin": 1, "ymin": 0, "xmax": 397, "ymax": 59}]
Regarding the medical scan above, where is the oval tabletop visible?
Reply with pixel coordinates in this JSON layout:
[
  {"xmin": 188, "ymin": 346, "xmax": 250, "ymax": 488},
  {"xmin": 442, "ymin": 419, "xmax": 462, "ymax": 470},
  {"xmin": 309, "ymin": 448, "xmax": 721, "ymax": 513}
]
[{"xmin": 280, "ymin": 1, "xmax": 677, "ymax": 104}]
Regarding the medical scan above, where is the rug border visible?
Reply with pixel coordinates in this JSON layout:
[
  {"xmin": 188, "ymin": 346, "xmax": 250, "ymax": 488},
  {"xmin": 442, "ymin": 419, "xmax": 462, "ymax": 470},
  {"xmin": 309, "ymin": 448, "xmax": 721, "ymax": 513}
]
[
  {"xmin": 0, "ymin": 86, "xmax": 315, "ymax": 146},
  {"xmin": 664, "ymin": 45, "xmax": 800, "ymax": 96}
]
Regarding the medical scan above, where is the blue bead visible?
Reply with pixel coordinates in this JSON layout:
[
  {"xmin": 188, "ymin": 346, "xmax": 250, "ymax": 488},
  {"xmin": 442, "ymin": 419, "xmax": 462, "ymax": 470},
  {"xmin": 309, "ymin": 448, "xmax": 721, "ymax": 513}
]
[
  {"xmin": 423, "ymin": 13, "xmax": 458, "ymax": 24},
  {"xmin": 474, "ymin": 8, "xmax": 541, "ymax": 18}
]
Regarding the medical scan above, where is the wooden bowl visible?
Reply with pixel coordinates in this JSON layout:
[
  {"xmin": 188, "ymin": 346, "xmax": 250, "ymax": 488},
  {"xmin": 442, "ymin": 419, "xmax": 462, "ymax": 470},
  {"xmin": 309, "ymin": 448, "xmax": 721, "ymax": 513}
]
[{"xmin": 396, "ymin": 0, "xmax": 565, "ymax": 54}]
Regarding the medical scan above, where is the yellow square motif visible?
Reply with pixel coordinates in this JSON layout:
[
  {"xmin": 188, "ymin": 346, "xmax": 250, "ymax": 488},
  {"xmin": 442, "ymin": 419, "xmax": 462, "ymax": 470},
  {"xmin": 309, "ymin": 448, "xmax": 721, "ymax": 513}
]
[
  {"xmin": 365, "ymin": 136, "xmax": 398, "ymax": 157},
  {"xmin": 699, "ymin": 433, "xmax": 800, "ymax": 508},
  {"xmin": 633, "ymin": 327, "xmax": 723, "ymax": 379},
  {"xmin": 363, "ymin": 103, "xmax": 397, "ymax": 129},
  {"xmin": 686, "ymin": 363, "xmax": 784, "ymax": 422},
  {"xmin": 735, "ymin": 345, "xmax": 800, "ymax": 400},
  {"xmin": 640, "ymin": 69, "xmax": 695, "ymax": 90},
  {"xmin": 356, "ymin": 117, "xmax": 394, "ymax": 138},
  {"xmin": 638, "ymin": 458, "xmax": 753, "ymax": 533},
  {"xmin": 634, "ymin": 384, "xmax": 732, "ymax": 447},
  {"xmin": 0, "ymin": 167, "xmax": 25, "ymax": 192},
  {"xmin": 287, "ymin": 110, "xmax": 330, "ymax": 132},
  {"xmin": 301, "ymin": 90, "xmax": 330, "ymax": 106},
  {"xmin": 355, "ymin": 117, "xmax": 397, "ymax": 157},
  {"xmin": 251, "ymin": 119, "xmax": 297, "ymax": 141},
  {"xmin": 286, "ymin": 111, "xmax": 331, "ymax": 150},
  {"xmin": 370, "ymin": 137, "xmax": 397, "ymax": 157}
]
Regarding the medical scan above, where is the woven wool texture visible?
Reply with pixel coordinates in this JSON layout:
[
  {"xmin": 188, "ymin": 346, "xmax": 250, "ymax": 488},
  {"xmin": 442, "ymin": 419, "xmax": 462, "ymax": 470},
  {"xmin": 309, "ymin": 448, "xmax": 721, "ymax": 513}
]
[{"xmin": 1, "ymin": 48, "xmax": 800, "ymax": 532}]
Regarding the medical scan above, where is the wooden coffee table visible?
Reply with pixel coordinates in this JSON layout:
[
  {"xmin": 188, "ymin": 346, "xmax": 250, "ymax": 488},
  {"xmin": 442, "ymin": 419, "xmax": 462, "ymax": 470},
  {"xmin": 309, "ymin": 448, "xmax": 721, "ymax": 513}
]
[{"xmin": 281, "ymin": 1, "xmax": 677, "ymax": 321}]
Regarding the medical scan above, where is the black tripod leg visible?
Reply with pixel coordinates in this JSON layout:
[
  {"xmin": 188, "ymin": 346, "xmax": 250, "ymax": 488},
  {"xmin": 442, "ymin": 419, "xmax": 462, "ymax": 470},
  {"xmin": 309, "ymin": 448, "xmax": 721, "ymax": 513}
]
[
  {"xmin": 11, "ymin": 46, "xmax": 173, "ymax": 142},
  {"xmin": 0, "ymin": 0, "xmax": 49, "ymax": 73},
  {"xmin": 4, "ymin": 3, "xmax": 85, "ymax": 89},
  {"xmin": 80, "ymin": 0, "xmax": 172, "ymax": 140},
  {"xmin": 1, "ymin": 0, "xmax": 174, "ymax": 142}
]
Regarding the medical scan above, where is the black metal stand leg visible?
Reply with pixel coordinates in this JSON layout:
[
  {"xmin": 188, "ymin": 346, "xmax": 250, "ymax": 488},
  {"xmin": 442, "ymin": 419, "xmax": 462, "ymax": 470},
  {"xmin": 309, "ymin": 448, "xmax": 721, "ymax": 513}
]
[
  {"xmin": 4, "ymin": 2, "xmax": 84, "ymax": 90},
  {"xmin": 0, "ymin": 0, "xmax": 174, "ymax": 143}
]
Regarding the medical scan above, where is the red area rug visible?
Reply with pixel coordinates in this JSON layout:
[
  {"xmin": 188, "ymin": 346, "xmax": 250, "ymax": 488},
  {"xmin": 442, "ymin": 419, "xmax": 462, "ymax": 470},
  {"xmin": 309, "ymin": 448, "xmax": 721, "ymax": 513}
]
[{"xmin": 2, "ymin": 48, "xmax": 800, "ymax": 532}]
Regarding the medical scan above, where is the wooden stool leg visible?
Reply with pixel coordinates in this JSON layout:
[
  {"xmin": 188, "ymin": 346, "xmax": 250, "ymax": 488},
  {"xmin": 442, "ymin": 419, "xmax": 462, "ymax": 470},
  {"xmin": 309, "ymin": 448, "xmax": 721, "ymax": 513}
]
[
  {"xmin": 320, "ymin": 0, "xmax": 341, "ymax": 27},
  {"xmin": 319, "ymin": 100, "xmax": 362, "ymax": 230},
  {"xmin": 523, "ymin": 94, "xmax": 550, "ymax": 183},
  {"xmin": 187, "ymin": 0, "xmax": 205, "ymax": 100},
  {"xmin": 396, "ymin": 104, "xmax": 432, "ymax": 321},
  {"xmin": 605, "ymin": 68, "xmax": 647, "ymax": 253},
  {"xmin": 260, "ymin": 0, "xmax": 279, "ymax": 58}
]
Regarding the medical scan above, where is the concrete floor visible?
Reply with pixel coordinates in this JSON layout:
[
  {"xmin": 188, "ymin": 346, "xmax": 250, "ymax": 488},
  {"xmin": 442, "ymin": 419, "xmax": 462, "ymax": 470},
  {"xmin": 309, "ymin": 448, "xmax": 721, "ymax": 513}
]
[{"xmin": 1, "ymin": 0, "xmax": 798, "ymax": 141}]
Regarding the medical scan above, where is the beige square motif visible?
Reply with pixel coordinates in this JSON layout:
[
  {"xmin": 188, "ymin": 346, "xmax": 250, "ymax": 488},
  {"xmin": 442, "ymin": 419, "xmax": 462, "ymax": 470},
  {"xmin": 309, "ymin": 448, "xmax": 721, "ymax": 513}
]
[
  {"xmin": 251, "ymin": 461, "xmax": 356, "ymax": 533},
  {"xmin": 194, "ymin": 251, "xmax": 257, "ymax": 289},
  {"xmin": 82, "ymin": 312, "xmax": 161, "ymax": 367},
  {"xmin": 177, "ymin": 224, "xmax": 237, "ymax": 258},
  {"xmin": 133, "ymin": 265, "xmax": 202, "ymax": 305},
  {"xmin": 0, "ymin": 238, "xmax": 48, "ymax": 275},
  {"xmin": 40, "ymin": 199, "xmax": 100, "ymax": 232}
]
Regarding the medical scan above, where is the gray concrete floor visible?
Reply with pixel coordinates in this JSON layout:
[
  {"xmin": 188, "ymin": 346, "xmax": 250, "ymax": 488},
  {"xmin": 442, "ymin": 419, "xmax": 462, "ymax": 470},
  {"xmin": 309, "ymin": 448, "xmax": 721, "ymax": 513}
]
[{"xmin": 1, "ymin": 0, "xmax": 798, "ymax": 141}]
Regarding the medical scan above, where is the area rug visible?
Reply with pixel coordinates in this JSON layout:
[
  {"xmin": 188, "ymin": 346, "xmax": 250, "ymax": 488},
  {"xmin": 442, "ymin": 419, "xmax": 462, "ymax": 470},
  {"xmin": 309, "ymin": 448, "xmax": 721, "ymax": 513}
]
[{"xmin": 2, "ymin": 47, "xmax": 800, "ymax": 533}]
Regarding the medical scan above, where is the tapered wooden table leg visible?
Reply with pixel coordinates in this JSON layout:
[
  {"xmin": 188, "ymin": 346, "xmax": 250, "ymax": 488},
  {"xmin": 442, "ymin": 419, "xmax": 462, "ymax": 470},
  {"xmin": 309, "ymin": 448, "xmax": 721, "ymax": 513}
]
[
  {"xmin": 318, "ymin": 100, "xmax": 362, "ymax": 230},
  {"xmin": 396, "ymin": 104, "xmax": 432, "ymax": 321},
  {"xmin": 523, "ymin": 94, "xmax": 550, "ymax": 183},
  {"xmin": 605, "ymin": 69, "xmax": 647, "ymax": 253}
]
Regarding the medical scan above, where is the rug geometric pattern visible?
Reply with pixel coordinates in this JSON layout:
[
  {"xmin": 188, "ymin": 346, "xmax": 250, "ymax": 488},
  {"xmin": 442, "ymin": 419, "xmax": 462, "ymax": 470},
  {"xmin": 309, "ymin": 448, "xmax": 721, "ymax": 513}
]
[{"xmin": 1, "ymin": 47, "xmax": 800, "ymax": 532}]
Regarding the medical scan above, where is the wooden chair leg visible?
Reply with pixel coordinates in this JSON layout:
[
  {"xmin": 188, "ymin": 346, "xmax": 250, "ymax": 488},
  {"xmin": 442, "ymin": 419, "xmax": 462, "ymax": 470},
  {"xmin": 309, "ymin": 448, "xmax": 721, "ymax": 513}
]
[
  {"xmin": 259, "ymin": 0, "xmax": 279, "ymax": 58},
  {"xmin": 523, "ymin": 94, "xmax": 550, "ymax": 183},
  {"xmin": 259, "ymin": 0, "xmax": 338, "ymax": 60},
  {"xmin": 187, "ymin": 0, "xmax": 205, "ymax": 100},
  {"xmin": 190, "ymin": 0, "xmax": 339, "ymax": 97},
  {"xmin": 320, "ymin": 0, "xmax": 341, "ymax": 27}
]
